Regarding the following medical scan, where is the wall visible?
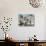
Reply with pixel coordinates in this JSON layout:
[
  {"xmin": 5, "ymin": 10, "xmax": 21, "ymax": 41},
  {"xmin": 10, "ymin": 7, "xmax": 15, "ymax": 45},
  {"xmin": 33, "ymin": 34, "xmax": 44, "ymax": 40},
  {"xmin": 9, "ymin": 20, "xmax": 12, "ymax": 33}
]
[
  {"xmin": 0, "ymin": 0, "xmax": 46, "ymax": 40},
  {"xmin": 44, "ymin": 15, "xmax": 46, "ymax": 40}
]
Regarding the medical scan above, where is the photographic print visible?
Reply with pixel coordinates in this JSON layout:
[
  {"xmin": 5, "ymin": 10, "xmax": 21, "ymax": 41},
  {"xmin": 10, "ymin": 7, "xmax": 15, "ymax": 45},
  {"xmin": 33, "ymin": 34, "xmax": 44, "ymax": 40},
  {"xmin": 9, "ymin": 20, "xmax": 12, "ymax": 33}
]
[{"xmin": 18, "ymin": 14, "xmax": 35, "ymax": 26}]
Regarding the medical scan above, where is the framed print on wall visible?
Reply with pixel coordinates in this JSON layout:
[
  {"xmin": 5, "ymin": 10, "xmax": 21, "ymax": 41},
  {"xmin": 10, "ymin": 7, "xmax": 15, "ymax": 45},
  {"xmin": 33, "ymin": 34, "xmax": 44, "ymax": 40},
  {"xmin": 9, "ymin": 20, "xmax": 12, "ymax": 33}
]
[{"xmin": 18, "ymin": 14, "xmax": 35, "ymax": 26}]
